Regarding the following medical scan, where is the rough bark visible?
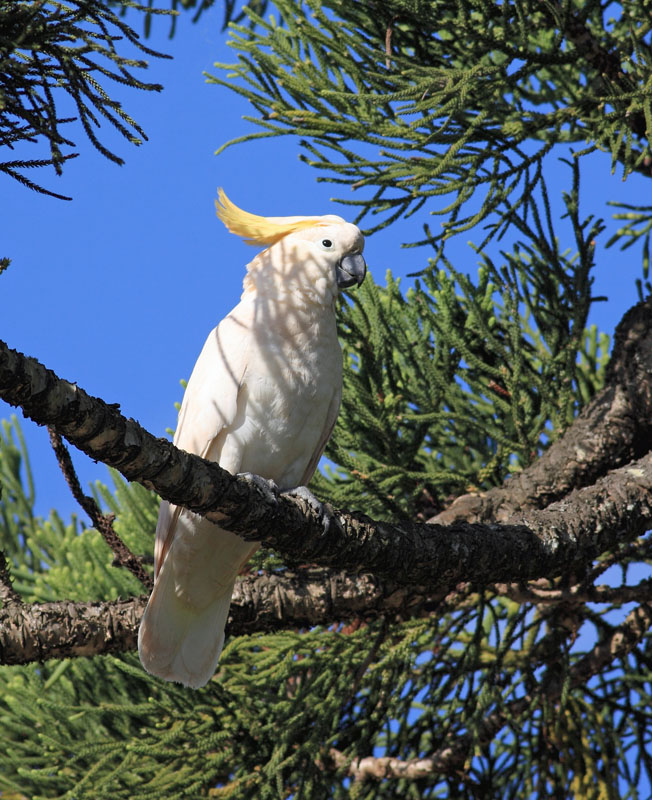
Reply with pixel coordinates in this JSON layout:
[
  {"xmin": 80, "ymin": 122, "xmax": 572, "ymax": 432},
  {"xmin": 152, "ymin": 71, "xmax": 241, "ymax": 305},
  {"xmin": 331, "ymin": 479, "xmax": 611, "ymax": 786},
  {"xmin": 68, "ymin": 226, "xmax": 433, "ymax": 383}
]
[
  {"xmin": 2, "ymin": 456, "xmax": 652, "ymax": 666},
  {"xmin": 433, "ymin": 296, "xmax": 652, "ymax": 524},
  {"xmin": 0, "ymin": 597, "xmax": 142, "ymax": 666},
  {"xmin": 0, "ymin": 569, "xmax": 447, "ymax": 666},
  {"xmin": 2, "ymin": 336, "xmax": 652, "ymax": 594}
]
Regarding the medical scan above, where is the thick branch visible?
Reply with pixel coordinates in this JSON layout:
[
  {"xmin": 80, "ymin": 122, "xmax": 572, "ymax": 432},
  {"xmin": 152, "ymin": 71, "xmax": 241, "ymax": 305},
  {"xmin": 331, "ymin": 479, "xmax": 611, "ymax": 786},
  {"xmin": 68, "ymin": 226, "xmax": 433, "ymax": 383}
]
[
  {"xmin": 0, "ymin": 569, "xmax": 447, "ymax": 666},
  {"xmin": 0, "ymin": 597, "xmax": 142, "ymax": 665},
  {"xmin": 434, "ymin": 296, "xmax": 652, "ymax": 524},
  {"xmin": 1, "ymin": 337, "xmax": 652, "ymax": 592},
  {"xmin": 8, "ymin": 557, "xmax": 647, "ymax": 668},
  {"xmin": 3, "ymin": 550, "xmax": 652, "ymax": 667}
]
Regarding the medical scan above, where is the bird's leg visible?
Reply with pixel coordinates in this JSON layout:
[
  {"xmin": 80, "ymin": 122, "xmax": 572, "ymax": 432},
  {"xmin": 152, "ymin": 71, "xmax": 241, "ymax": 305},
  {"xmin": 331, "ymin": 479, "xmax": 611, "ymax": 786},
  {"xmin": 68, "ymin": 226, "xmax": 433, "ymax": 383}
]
[
  {"xmin": 237, "ymin": 472, "xmax": 280, "ymax": 507},
  {"xmin": 283, "ymin": 485, "xmax": 334, "ymax": 534}
]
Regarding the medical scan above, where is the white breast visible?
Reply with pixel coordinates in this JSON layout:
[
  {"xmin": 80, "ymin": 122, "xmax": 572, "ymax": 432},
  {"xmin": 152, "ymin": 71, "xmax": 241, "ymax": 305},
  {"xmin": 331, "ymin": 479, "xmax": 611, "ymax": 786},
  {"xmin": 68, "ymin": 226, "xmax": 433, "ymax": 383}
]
[{"xmin": 206, "ymin": 297, "xmax": 342, "ymax": 489}]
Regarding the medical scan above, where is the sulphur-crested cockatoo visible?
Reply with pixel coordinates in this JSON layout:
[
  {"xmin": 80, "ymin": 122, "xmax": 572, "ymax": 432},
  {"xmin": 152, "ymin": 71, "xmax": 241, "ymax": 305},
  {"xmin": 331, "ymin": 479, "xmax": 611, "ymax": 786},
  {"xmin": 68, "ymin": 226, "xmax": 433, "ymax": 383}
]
[{"xmin": 138, "ymin": 190, "xmax": 366, "ymax": 688}]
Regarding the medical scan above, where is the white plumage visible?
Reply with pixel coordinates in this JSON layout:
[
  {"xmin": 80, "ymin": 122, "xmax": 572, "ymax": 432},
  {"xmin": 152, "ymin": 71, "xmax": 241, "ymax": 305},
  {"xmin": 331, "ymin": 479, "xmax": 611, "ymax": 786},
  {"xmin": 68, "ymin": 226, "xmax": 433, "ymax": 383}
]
[{"xmin": 138, "ymin": 190, "xmax": 366, "ymax": 688}]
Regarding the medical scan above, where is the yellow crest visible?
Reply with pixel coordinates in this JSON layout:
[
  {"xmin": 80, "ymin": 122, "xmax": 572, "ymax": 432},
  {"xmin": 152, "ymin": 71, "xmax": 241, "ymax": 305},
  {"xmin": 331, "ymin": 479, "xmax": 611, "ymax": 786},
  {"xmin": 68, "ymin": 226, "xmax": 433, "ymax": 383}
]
[{"xmin": 215, "ymin": 188, "xmax": 321, "ymax": 246}]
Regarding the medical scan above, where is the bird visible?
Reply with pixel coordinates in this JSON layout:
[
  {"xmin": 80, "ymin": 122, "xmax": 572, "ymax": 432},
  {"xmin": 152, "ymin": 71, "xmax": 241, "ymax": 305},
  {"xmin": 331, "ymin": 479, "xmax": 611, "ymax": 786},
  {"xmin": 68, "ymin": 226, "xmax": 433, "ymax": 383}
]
[{"xmin": 138, "ymin": 189, "xmax": 366, "ymax": 688}]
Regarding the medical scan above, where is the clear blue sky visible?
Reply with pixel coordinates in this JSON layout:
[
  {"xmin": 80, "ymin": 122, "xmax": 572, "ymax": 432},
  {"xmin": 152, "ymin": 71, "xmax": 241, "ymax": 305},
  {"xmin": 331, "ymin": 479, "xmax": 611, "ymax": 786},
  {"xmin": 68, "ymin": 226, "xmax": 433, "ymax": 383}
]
[{"xmin": 1, "ymin": 7, "xmax": 647, "ymax": 521}]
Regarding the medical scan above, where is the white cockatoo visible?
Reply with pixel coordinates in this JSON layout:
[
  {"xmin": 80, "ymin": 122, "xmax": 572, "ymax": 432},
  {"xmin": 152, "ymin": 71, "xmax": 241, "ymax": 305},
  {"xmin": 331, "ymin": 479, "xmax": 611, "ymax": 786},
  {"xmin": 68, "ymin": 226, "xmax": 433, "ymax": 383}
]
[{"xmin": 138, "ymin": 190, "xmax": 366, "ymax": 688}]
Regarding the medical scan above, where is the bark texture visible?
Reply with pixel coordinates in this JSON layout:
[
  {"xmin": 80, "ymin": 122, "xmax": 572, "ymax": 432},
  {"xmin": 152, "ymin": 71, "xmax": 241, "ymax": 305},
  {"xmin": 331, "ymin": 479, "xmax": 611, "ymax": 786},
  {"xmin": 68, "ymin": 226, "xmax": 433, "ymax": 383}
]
[
  {"xmin": 0, "ymin": 570, "xmax": 446, "ymax": 666},
  {"xmin": 2, "ymin": 331, "xmax": 652, "ymax": 594},
  {"xmin": 1, "ymin": 297, "xmax": 652, "ymax": 670},
  {"xmin": 433, "ymin": 296, "xmax": 652, "ymax": 524},
  {"xmin": 0, "ymin": 597, "xmax": 142, "ymax": 666},
  {"xmin": 1, "ymin": 454, "xmax": 652, "ymax": 665}
]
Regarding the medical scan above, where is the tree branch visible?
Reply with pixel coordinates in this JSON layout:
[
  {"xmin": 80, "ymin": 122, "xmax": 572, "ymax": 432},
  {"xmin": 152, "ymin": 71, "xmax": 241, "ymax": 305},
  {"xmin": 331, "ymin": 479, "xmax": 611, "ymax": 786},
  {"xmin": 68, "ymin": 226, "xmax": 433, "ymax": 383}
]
[
  {"xmin": 327, "ymin": 748, "xmax": 448, "ymax": 782},
  {"xmin": 556, "ymin": 2, "xmax": 648, "ymax": 141},
  {"xmin": 0, "ymin": 596, "xmax": 142, "ymax": 665},
  {"xmin": 493, "ymin": 576, "xmax": 652, "ymax": 606},
  {"xmin": 1, "ymin": 336, "xmax": 652, "ymax": 593},
  {"xmin": 434, "ymin": 296, "xmax": 652, "ymax": 524},
  {"xmin": 48, "ymin": 428, "xmax": 153, "ymax": 590},
  {"xmin": 0, "ymin": 568, "xmax": 447, "ymax": 666},
  {"xmin": 2, "ymin": 499, "xmax": 652, "ymax": 667}
]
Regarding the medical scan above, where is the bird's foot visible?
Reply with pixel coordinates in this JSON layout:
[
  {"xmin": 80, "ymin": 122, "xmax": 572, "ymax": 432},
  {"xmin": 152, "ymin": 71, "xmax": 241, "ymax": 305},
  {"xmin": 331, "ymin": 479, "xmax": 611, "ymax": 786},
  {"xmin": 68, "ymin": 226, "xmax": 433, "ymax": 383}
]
[
  {"xmin": 237, "ymin": 472, "xmax": 280, "ymax": 506},
  {"xmin": 284, "ymin": 485, "xmax": 334, "ymax": 534}
]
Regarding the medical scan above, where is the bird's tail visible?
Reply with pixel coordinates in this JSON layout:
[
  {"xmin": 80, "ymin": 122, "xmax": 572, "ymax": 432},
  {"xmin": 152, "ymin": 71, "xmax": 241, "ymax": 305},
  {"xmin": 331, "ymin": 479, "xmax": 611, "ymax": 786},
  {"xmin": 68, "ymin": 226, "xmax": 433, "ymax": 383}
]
[{"xmin": 138, "ymin": 564, "xmax": 235, "ymax": 690}]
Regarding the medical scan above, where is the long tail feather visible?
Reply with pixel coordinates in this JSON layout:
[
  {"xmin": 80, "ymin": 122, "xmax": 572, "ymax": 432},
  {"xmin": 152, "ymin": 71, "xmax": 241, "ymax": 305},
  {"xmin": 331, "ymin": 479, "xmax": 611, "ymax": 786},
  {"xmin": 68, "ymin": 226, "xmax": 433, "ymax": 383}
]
[
  {"xmin": 138, "ymin": 564, "xmax": 234, "ymax": 689},
  {"xmin": 139, "ymin": 512, "xmax": 254, "ymax": 689}
]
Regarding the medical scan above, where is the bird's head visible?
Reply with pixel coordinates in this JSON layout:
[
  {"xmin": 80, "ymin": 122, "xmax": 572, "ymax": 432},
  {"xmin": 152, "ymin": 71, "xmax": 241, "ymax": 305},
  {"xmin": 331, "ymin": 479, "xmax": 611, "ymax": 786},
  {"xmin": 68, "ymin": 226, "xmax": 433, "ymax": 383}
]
[{"xmin": 216, "ymin": 189, "xmax": 366, "ymax": 306}]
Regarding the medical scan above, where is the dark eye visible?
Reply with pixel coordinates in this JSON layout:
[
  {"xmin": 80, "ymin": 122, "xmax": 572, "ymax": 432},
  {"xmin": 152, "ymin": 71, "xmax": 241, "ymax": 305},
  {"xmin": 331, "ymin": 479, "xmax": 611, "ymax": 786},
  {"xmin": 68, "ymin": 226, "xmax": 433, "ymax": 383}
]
[{"xmin": 321, "ymin": 239, "xmax": 333, "ymax": 248}]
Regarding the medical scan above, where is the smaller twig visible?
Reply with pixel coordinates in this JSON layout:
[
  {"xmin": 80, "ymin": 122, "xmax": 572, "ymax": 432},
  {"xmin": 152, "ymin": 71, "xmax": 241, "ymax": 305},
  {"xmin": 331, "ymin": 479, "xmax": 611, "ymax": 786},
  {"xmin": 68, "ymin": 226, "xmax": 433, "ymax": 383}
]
[
  {"xmin": 583, "ymin": 535, "xmax": 652, "ymax": 585},
  {"xmin": 328, "ymin": 747, "xmax": 447, "ymax": 782},
  {"xmin": 492, "ymin": 577, "xmax": 652, "ymax": 606},
  {"xmin": 339, "ymin": 617, "xmax": 388, "ymax": 718},
  {"xmin": 0, "ymin": 550, "xmax": 22, "ymax": 605},
  {"xmin": 48, "ymin": 428, "xmax": 153, "ymax": 590},
  {"xmin": 572, "ymin": 600, "xmax": 652, "ymax": 685},
  {"xmin": 384, "ymin": 17, "xmax": 396, "ymax": 70}
]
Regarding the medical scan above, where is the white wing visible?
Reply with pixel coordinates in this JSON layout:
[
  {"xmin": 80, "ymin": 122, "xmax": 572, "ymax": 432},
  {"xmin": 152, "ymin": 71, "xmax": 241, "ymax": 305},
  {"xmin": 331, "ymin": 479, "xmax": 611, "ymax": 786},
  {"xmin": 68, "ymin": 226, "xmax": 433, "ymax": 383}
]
[
  {"xmin": 154, "ymin": 303, "xmax": 253, "ymax": 576},
  {"xmin": 139, "ymin": 301, "xmax": 259, "ymax": 688},
  {"xmin": 298, "ymin": 384, "xmax": 341, "ymax": 486}
]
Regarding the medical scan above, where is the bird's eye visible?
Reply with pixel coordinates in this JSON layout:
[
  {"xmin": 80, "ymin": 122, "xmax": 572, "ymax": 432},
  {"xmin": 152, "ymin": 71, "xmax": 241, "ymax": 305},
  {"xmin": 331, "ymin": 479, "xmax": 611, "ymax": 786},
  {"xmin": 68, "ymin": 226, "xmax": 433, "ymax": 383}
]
[{"xmin": 321, "ymin": 239, "xmax": 333, "ymax": 248}]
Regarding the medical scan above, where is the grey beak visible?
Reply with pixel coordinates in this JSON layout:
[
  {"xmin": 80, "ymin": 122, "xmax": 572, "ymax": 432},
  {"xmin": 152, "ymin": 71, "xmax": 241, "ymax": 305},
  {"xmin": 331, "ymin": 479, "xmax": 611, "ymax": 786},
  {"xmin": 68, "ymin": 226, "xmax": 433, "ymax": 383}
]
[{"xmin": 337, "ymin": 253, "xmax": 367, "ymax": 289}]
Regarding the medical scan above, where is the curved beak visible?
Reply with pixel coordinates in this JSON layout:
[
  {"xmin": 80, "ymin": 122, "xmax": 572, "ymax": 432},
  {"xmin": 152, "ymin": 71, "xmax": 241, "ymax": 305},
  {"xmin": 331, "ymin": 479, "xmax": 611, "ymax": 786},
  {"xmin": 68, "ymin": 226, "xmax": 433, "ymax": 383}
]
[{"xmin": 336, "ymin": 253, "xmax": 367, "ymax": 289}]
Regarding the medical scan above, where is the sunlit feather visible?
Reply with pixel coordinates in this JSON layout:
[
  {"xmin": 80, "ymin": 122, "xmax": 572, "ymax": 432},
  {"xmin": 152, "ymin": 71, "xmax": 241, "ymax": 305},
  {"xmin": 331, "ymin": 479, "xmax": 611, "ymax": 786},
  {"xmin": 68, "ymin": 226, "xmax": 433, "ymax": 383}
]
[
  {"xmin": 138, "ymin": 192, "xmax": 365, "ymax": 688},
  {"xmin": 215, "ymin": 188, "xmax": 323, "ymax": 246}
]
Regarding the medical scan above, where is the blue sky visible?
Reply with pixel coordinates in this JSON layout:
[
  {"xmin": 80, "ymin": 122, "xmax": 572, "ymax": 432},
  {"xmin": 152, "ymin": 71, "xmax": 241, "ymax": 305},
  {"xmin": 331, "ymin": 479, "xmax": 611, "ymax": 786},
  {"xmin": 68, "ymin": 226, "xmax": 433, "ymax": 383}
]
[{"xmin": 1, "ymin": 6, "xmax": 649, "ymax": 521}]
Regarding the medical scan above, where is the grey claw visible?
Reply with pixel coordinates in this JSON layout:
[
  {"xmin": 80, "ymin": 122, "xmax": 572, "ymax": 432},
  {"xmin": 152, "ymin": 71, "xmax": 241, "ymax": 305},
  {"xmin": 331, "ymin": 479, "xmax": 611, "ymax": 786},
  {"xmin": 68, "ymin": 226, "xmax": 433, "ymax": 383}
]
[
  {"xmin": 238, "ymin": 472, "xmax": 279, "ymax": 506},
  {"xmin": 284, "ymin": 485, "xmax": 333, "ymax": 533}
]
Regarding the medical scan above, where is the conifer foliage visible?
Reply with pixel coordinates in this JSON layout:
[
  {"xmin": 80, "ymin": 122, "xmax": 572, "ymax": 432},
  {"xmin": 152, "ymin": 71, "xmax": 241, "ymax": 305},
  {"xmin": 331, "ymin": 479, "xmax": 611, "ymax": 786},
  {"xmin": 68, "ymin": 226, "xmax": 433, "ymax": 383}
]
[
  {"xmin": 2, "ymin": 1, "xmax": 652, "ymax": 798},
  {"xmin": 0, "ymin": 0, "xmax": 170, "ymax": 199}
]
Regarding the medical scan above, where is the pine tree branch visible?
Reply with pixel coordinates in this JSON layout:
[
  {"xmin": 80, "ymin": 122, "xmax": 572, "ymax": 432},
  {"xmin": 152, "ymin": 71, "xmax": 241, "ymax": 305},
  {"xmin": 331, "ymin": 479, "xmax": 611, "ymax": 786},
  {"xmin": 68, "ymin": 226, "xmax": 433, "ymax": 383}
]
[
  {"xmin": 0, "ymin": 0, "xmax": 172, "ymax": 197},
  {"xmin": 433, "ymin": 296, "xmax": 652, "ymax": 524},
  {"xmin": 551, "ymin": 1, "xmax": 648, "ymax": 142},
  {"xmin": 0, "ymin": 569, "xmax": 446, "ymax": 666},
  {"xmin": 2, "ymin": 563, "xmax": 652, "ymax": 667},
  {"xmin": 1, "ymin": 333, "xmax": 652, "ymax": 591},
  {"xmin": 47, "ymin": 427, "xmax": 153, "ymax": 591}
]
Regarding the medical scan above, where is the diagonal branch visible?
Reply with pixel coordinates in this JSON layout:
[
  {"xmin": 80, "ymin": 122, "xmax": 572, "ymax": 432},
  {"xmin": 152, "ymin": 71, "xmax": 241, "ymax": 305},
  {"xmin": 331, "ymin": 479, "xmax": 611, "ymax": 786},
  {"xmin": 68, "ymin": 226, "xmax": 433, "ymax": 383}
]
[
  {"xmin": 434, "ymin": 295, "xmax": 652, "ymax": 524},
  {"xmin": 1, "ymin": 337, "xmax": 652, "ymax": 593},
  {"xmin": 47, "ymin": 428, "xmax": 153, "ymax": 590}
]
